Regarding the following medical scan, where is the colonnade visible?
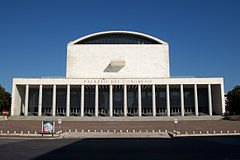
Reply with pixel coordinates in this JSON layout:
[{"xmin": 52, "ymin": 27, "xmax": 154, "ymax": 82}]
[{"xmin": 23, "ymin": 84, "xmax": 214, "ymax": 117}]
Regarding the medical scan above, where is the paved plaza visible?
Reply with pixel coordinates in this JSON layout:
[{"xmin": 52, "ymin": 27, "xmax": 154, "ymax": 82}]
[{"xmin": 0, "ymin": 119, "xmax": 240, "ymax": 134}]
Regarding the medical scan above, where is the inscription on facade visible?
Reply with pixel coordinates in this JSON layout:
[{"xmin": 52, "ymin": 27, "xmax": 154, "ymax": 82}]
[{"xmin": 83, "ymin": 79, "xmax": 153, "ymax": 84}]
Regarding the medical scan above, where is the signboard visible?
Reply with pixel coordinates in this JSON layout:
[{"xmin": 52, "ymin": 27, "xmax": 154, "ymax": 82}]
[
  {"xmin": 58, "ymin": 119, "xmax": 62, "ymax": 124},
  {"xmin": 42, "ymin": 121, "xmax": 55, "ymax": 133},
  {"xmin": 2, "ymin": 110, "xmax": 8, "ymax": 116},
  {"xmin": 174, "ymin": 119, "xmax": 178, "ymax": 124}
]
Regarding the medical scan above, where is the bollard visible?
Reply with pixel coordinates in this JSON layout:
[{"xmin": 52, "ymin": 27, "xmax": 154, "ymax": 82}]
[
  {"xmin": 227, "ymin": 130, "xmax": 229, "ymax": 133},
  {"xmin": 213, "ymin": 131, "xmax": 216, "ymax": 134},
  {"xmin": 82, "ymin": 130, "xmax": 84, "ymax": 132},
  {"xmin": 200, "ymin": 131, "xmax": 202, "ymax": 134},
  {"xmin": 0, "ymin": 131, "xmax": 2, "ymax": 134},
  {"xmin": 114, "ymin": 130, "xmax": 116, "ymax": 133},
  {"xmin": 100, "ymin": 130, "xmax": 103, "ymax": 133},
  {"xmin": 14, "ymin": 131, "xmax": 16, "ymax": 134},
  {"xmin": 21, "ymin": 131, "xmax": 23, "ymax": 134},
  {"xmin": 152, "ymin": 130, "xmax": 154, "ymax": 133},
  {"xmin": 220, "ymin": 130, "xmax": 223, "ymax": 134},
  {"xmin": 75, "ymin": 130, "xmax": 78, "ymax": 132},
  {"xmin": 173, "ymin": 130, "xmax": 176, "ymax": 133},
  {"xmin": 159, "ymin": 130, "xmax": 161, "ymax": 132},
  {"xmin": 107, "ymin": 130, "xmax": 109, "ymax": 133},
  {"xmin": 7, "ymin": 131, "xmax": 9, "ymax": 134},
  {"xmin": 69, "ymin": 130, "xmax": 71, "ymax": 132},
  {"xmin": 146, "ymin": 130, "xmax": 148, "ymax": 132},
  {"xmin": 165, "ymin": 130, "xmax": 167, "ymax": 132},
  {"xmin": 88, "ymin": 130, "xmax": 90, "ymax": 132},
  {"xmin": 234, "ymin": 130, "xmax": 237, "ymax": 133},
  {"xmin": 126, "ymin": 130, "xmax": 128, "ymax": 133},
  {"xmin": 185, "ymin": 132, "xmax": 188, "ymax": 134},
  {"xmin": 120, "ymin": 130, "xmax": 122, "ymax": 132},
  {"xmin": 27, "ymin": 131, "xmax": 30, "ymax": 134},
  {"xmin": 193, "ymin": 131, "xmax": 195, "ymax": 134},
  {"xmin": 206, "ymin": 131, "xmax": 209, "ymax": 134},
  {"xmin": 139, "ymin": 130, "xmax": 141, "ymax": 133},
  {"xmin": 34, "ymin": 131, "xmax": 37, "ymax": 134},
  {"xmin": 133, "ymin": 130, "xmax": 135, "ymax": 132}
]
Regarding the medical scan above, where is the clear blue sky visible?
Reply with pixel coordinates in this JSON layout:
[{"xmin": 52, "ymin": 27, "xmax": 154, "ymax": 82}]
[{"xmin": 0, "ymin": 0, "xmax": 239, "ymax": 93}]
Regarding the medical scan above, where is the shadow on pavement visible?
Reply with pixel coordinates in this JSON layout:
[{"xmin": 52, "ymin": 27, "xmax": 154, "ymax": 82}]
[{"xmin": 33, "ymin": 137, "xmax": 240, "ymax": 160}]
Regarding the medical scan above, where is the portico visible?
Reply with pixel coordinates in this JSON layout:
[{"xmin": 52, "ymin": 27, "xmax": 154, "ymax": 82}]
[{"xmin": 11, "ymin": 78, "xmax": 225, "ymax": 117}]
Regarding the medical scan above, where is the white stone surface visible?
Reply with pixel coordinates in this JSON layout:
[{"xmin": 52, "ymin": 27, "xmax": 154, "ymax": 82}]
[
  {"xmin": 81, "ymin": 85, "xmax": 84, "ymax": 117},
  {"xmin": 66, "ymin": 31, "xmax": 169, "ymax": 79},
  {"xmin": 95, "ymin": 84, "xmax": 99, "ymax": 117},
  {"xmin": 124, "ymin": 84, "xmax": 127, "ymax": 116},
  {"xmin": 166, "ymin": 84, "xmax": 170, "ymax": 116},
  {"xmin": 66, "ymin": 45, "xmax": 169, "ymax": 78},
  {"xmin": 152, "ymin": 84, "xmax": 156, "ymax": 116},
  {"xmin": 66, "ymin": 84, "xmax": 70, "ymax": 117},
  {"xmin": 194, "ymin": 84, "xmax": 199, "ymax": 116},
  {"xmin": 52, "ymin": 85, "xmax": 56, "ymax": 116},
  {"xmin": 38, "ymin": 85, "xmax": 42, "ymax": 116},
  {"xmin": 24, "ymin": 84, "xmax": 29, "ymax": 116},
  {"xmin": 12, "ymin": 77, "xmax": 224, "ymax": 85},
  {"xmin": 180, "ymin": 84, "xmax": 184, "ymax": 116},
  {"xmin": 138, "ymin": 84, "xmax": 142, "ymax": 116}
]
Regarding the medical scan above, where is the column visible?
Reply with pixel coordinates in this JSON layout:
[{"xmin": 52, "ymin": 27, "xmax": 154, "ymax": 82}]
[
  {"xmin": 220, "ymin": 83, "xmax": 225, "ymax": 115},
  {"xmin": 152, "ymin": 84, "xmax": 156, "ymax": 116},
  {"xmin": 208, "ymin": 84, "xmax": 212, "ymax": 116},
  {"xmin": 81, "ymin": 85, "xmax": 84, "ymax": 117},
  {"xmin": 194, "ymin": 84, "xmax": 199, "ymax": 116},
  {"xmin": 38, "ymin": 85, "xmax": 42, "ymax": 116},
  {"xmin": 95, "ymin": 84, "xmax": 99, "ymax": 117},
  {"xmin": 24, "ymin": 84, "xmax": 29, "ymax": 116},
  {"xmin": 166, "ymin": 84, "xmax": 170, "ymax": 116},
  {"xmin": 109, "ymin": 85, "xmax": 113, "ymax": 117},
  {"xmin": 22, "ymin": 101, "xmax": 25, "ymax": 115},
  {"xmin": 124, "ymin": 84, "xmax": 127, "ymax": 117},
  {"xmin": 52, "ymin": 84, "xmax": 56, "ymax": 116},
  {"xmin": 66, "ymin": 84, "xmax": 70, "ymax": 117},
  {"xmin": 138, "ymin": 84, "xmax": 142, "ymax": 117},
  {"xmin": 180, "ymin": 84, "xmax": 185, "ymax": 116}
]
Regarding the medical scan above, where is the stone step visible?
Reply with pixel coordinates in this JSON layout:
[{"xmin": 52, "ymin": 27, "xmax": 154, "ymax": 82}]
[{"xmin": 8, "ymin": 115, "xmax": 224, "ymax": 121}]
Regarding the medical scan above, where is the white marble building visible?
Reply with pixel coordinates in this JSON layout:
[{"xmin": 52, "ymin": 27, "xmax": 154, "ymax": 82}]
[{"xmin": 11, "ymin": 31, "xmax": 225, "ymax": 117}]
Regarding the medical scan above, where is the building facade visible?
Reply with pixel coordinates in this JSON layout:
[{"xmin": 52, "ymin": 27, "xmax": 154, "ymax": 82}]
[{"xmin": 11, "ymin": 31, "xmax": 225, "ymax": 117}]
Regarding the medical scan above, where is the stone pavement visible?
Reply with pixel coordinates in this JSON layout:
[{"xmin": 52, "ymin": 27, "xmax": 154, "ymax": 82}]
[
  {"xmin": 61, "ymin": 131, "xmax": 171, "ymax": 138},
  {"xmin": 0, "ymin": 119, "xmax": 240, "ymax": 134}
]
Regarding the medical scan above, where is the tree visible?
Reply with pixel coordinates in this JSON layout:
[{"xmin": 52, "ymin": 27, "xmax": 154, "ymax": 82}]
[
  {"xmin": 226, "ymin": 86, "xmax": 240, "ymax": 115},
  {"xmin": 0, "ymin": 85, "xmax": 11, "ymax": 112}
]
